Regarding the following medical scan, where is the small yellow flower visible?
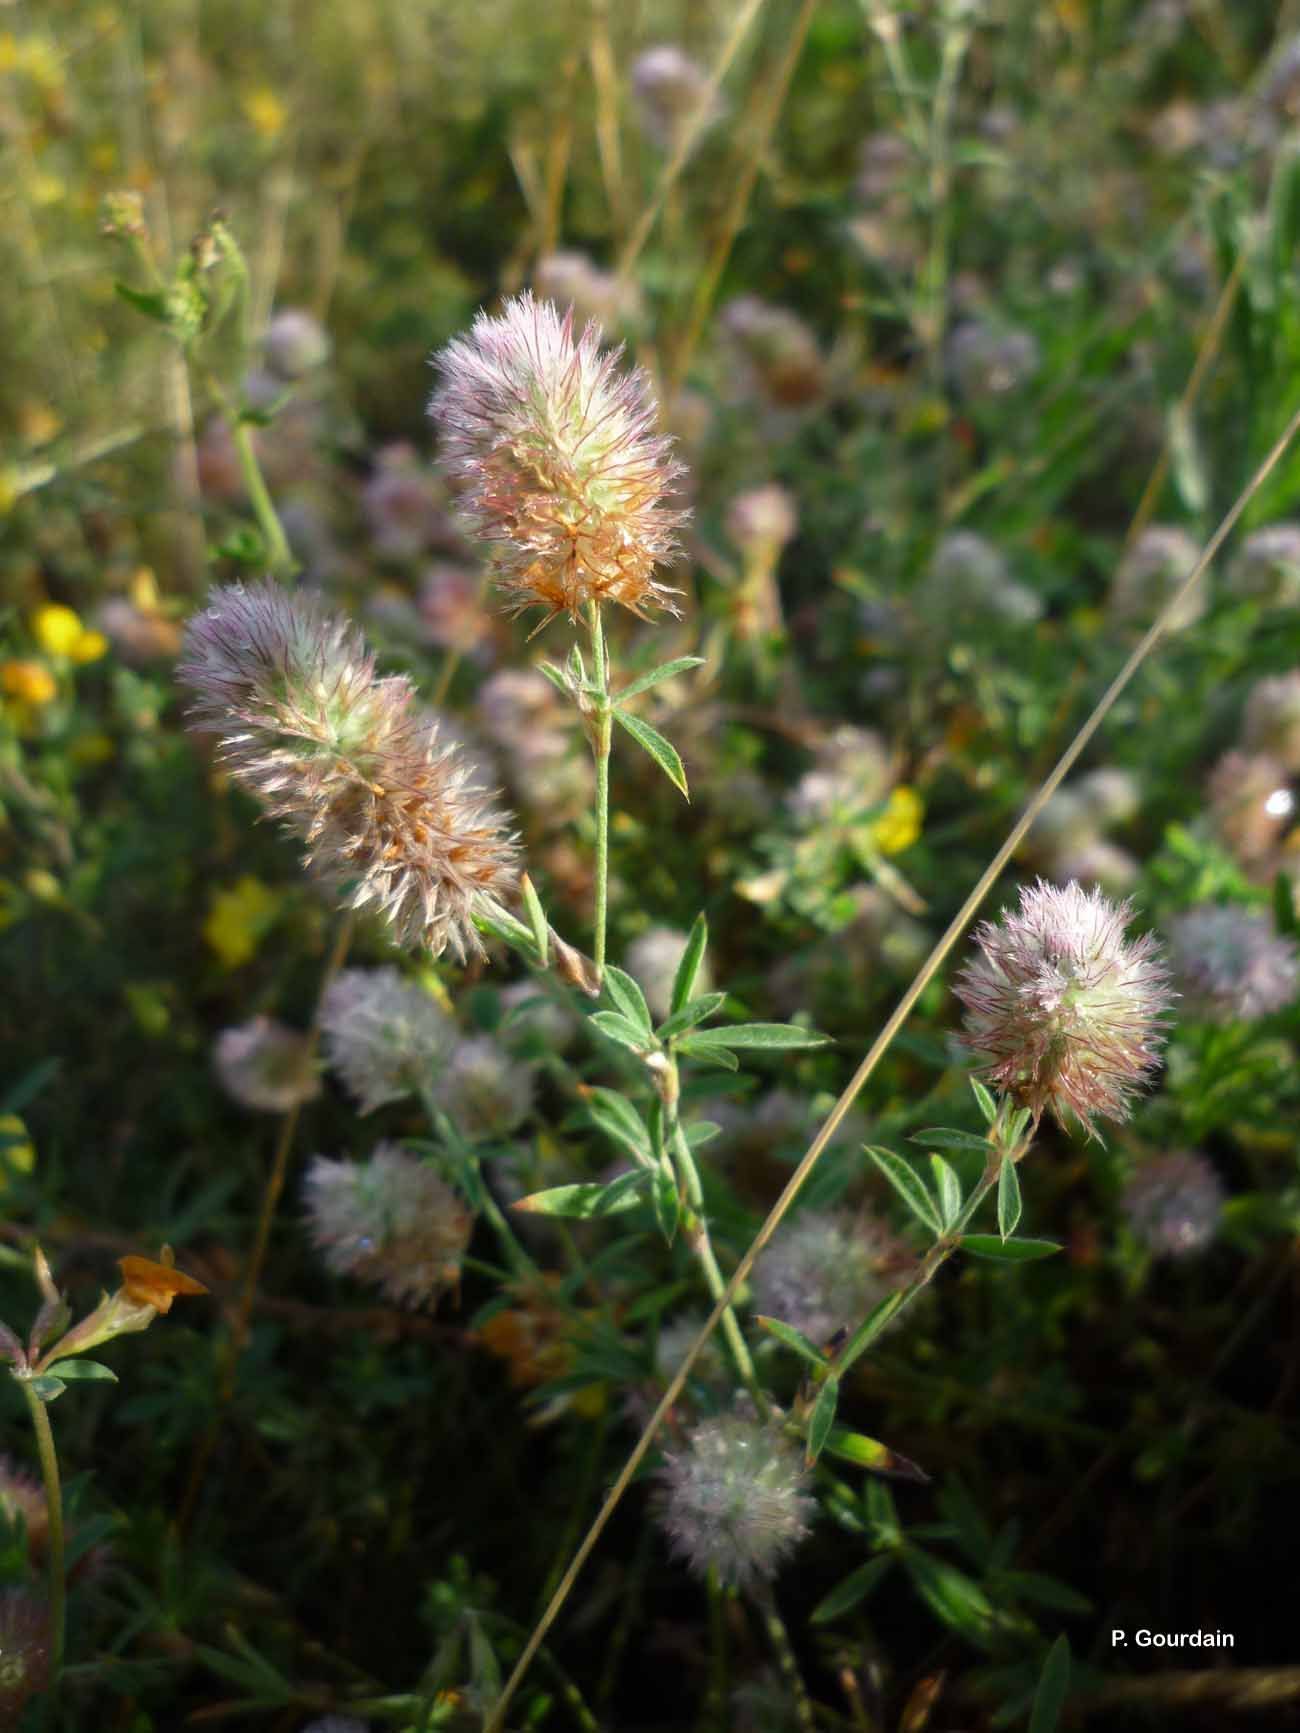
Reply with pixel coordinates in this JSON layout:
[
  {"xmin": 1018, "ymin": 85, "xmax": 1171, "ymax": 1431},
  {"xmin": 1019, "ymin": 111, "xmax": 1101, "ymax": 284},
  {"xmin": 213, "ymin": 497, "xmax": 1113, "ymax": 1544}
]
[
  {"xmin": 869, "ymin": 786, "xmax": 924, "ymax": 856},
  {"xmin": 242, "ymin": 86, "xmax": 286, "ymax": 140},
  {"xmin": 0, "ymin": 1115, "xmax": 36, "ymax": 1191},
  {"xmin": 32, "ymin": 604, "xmax": 107, "ymax": 664},
  {"xmin": 2, "ymin": 660, "xmax": 57, "ymax": 706},
  {"xmin": 203, "ymin": 875, "xmax": 282, "ymax": 969},
  {"xmin": 32, "ymin": 605, "xmax": 83, "ymax": 657}
]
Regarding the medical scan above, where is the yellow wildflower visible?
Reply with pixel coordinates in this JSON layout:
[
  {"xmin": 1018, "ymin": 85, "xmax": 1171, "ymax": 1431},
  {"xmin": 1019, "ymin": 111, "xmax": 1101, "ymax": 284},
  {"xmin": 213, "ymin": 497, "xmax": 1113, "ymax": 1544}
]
[
  {"xmin": 2, "ymin": 660, "xmax": 57, "ymax": 706},
  {"xmin": 203, "ymin": 875, "xmax": 282, "ymax": 969},
  {"xmin": 243, "ymin": 86, "xmax": 286, "ymax": 140},
  {"xmin": 869, "ymin": 786, "xmax": 924, "ymax": 856},
  {"xmin": 32, "ymin": 604, "xmax": 106, "ymax": 664}
]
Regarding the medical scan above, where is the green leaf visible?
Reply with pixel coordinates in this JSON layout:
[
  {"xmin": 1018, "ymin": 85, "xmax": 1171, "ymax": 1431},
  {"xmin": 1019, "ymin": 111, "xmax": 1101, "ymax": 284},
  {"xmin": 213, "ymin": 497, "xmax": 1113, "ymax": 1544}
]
[
  {"xmin": 657, "ymin": 992, "xmax": 727, "ymax": 1041},
  {"xmin": 806, "ymin": 1375, "xmax": 840, "ymax": 1466},
  {"xmin": 616, "ymin": 655, "xmax": 706, "ymax": 702},
  {"xmin": 970, "ymin": 1077, "xmax": 999, "ymax": 1124},
  {"xmin": 536, "ymin": 660, "xmax": 570, "ymax": 697},
  {"xmin": 674, "ymin": 1035, "xmax": 739, "ymax": 1070},
  {"xmin": 46, "ymin": 1359, "xmax": 118, "ymax": 1383},
  {"xmin": 114, "ymin": 281, "xmax": 170, "ymax": 323},
  {"xmin": 929, "ymin": 1154, "xmax": 962, "ymax": 1229},
  {"xmin": 583, "ymin": 1089, "xmax": 653, "ymax": 1167},
  {"xmin": 520, "ymin": 875, "xmax": 549, "ymax": 967},
  {"xmin": 671, "ymin": 913, "xmax": 709, "ymax": 1015},
  {"xmin": 27, "ymin": 1376, "xmax": 66, "ymax": 1403},
  {"xmin": 825, "ymin": 1429, "xmax": 930, "ymax": 1483},
  {"xmin": 1029, "ymin": 1635, "xmax": 1071, "ymax": 1733},
  {"xmin": 603, "ymin": 965, "xmax": 653, "ymax": 1034},
  {"xmin": 755, "ymin": 1315, "xmax": 828, "ymax": 1369},
  {"xmin": 809, "ymin": 1555, "xmax": 895, "ymax": 1625},
  {"xmin": 651, "ymin": 1160, "xmax": 681, "ymax": 1245},
  {"xmin": 836, "ymin": 1290, "xmax": 907, "ymax": 1374},
  {"xmin": 681, "ymin": 1022, "xmax": 828, "ymax": 1052},
  {"xmin": 903, "ymin": 1548, "xmax": 999, "ymax": 1644},
  {"xmin": 961, "ymin": 1235, "xmax": 1060, "ymax": 1262},
  {"xmin": 910, "ymin": 1126, "xmax": 991, "ymax": 1153},
  {"xmin": 866, "ymin": 1146, "xmax": 942, "ymax": 1236},
  {"xmin": 588, "ymin": 1010, "xmax": 656, "ymax": 1056},
  {"xmin": 997, "ymin": 1159, "xmax": 1022, "ymax": 1241},
  {"xmin": 998, "ymin": 1570, "xmax": 1091, "ymax": 1614},
  {"xmin": 683, "ymin": 1120, "xmax": 722, "ymax": 1149},
  {"xmin": 613, "ymin": 709, "xmax": 689, "ymax": 798},
  {"xmin": 513, "ymin": 1173, "xmax": 647, "ymax": 1219}
]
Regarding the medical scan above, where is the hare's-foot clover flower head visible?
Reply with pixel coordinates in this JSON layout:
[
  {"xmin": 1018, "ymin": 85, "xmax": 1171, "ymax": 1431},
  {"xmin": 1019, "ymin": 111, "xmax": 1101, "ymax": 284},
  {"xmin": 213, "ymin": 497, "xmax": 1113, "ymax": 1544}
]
[
  {"xmin": 1166, "ymin": 904, "xmax": 1299, "ymax": 1022},
  {"xmin": 433, "ymin": 1035, "xmax": 535, "ymax": 1140},
  {"xmin": 1107, "ymin": 525, "xmax": 1204, "ymax": 632},
  {"xmin": 1122, "ymin": 1152, "xmax": 1223, "ymax": 1257},
  {"xmin": 321, "ymin": 967, "xmax": 455, "ymax": 1114},
  {"xmin": 430, "ymin": 293, "xmax": 685, "ymax": 631},
  {"xmin": 725, "ymin": 484, "xmax": 798, "ymax": 567},
  {"xmin": 304, "ymin": 1145, "xmax": 472, "ymax": 1309},
  {"xmin": 214, "ymin": 1016, "xmax": 321, "ymax": 1113},
  {"xmin": 657, "ymin": 1409, "xmax": 815, "ymax": 1591},
  {"xmin": 177, "ymin": 581, "xmax": 519, "ymax": 959},
  {"xmin": 1243, "ymin": 672, "xmax": 1300, "ymax": 773},
  {"xmin": 750, "ymin": 1209, "xmax": 911, "ymax": 1350},
  {"xmin": 263, "ymin": 307, "xmax": 331, "ymax": 380},
  {"xmin": 1207, "ymin": 750, "xmax": 1295, "ymax": 872},
  {"xmin": 631, "ymin": 45, "xmax": 718, "ymax": 150},
  {"xmin": 1227, "ymin": 524, "xmax": 1300, "ymax": 607},
  {"xmin": 954, "ymin": 879, "xmax": 1173, "ymax": 1131}
]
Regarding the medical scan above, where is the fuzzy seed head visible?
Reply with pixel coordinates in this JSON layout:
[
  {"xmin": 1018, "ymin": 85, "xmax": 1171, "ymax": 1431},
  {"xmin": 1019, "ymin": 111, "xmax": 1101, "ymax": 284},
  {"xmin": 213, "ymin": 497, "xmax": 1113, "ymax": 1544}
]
[
  {"xmin": 1243, "ymin": 672, "xmax": 1300, "ymax": 773},
  {"xmin": 214, "ymin": 1016, "xmax": 321, "ymax": 1113},
  {"xmin": 433, "ymin": 1035, "xmax": 535, "ymax": 1140},
  {"xmin": 430, "ymin": 293, "xmax": 686, "ymax": 630},
  {"xmin": 920, "ymin": 530, "xmax": 1042, "ymax": 628},
  {"xmin": 1108, "ymin": 525, "xmax": 1204, "ymax": 632},
  {"xmin": 657, "ymin": 1411, "xmax": 815, "ymax": 1591},
  {"xmin": 304, "ymin": 1144, "xmax": 471, "ymax": 1309},
  {"xmin": 1122, "ymin": 1152, "xmax": 1223, "ymax": 1257},
  {"xmin": 1227, "ymin": 524, "xmax": 1300, "ymax": 607},
  {"xmin": 1166, "ymin": 904, "xmax": 1299, "ymax": 1022},
  {"xmin": 954, "ymin": 879, "xmax": 1173, "ymax": 1131},
  {"xmin": 725, "ymin": 484, "xmax": 798, "ymax": 562},
  {"xmin": 631, "ymin": 45, "xmax": 717, "ymax": 150},
  {"xmin": 177, "ymin": 582, "xmax": 519, "ymax": 960},
  {"xmin": 321, "ymin": 967, "xmax": 456, "ymax": 1113},
  {"xmin": 750, "ymin": 1209, "xmax": 911, "ymax": 1349}
]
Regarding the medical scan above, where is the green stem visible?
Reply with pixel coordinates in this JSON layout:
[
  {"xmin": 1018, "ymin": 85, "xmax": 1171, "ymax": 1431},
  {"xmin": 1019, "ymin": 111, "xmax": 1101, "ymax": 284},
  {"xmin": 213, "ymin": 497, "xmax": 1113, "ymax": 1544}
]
[
  {"xmin": 20, "ymin": 1379, "xmax": 65, "ymax": 1698},
  {"xmin": 752, "ymin": 1582, "xmax": 814, "ymax": 1733},
  {"xmin": 230, "ymin": 416, "xmax": 297, "ymax": 578},
  {"xmin": 586, "ymin": 601, "xmax": 612, "ymax": 985},
  {"xmin": 669, "ymin": 1115, "xmax": 768, "ymax": 1418},
  {"xmin": 428, "ymin": 1104, "xmax": 539, "ymax": 1282}
]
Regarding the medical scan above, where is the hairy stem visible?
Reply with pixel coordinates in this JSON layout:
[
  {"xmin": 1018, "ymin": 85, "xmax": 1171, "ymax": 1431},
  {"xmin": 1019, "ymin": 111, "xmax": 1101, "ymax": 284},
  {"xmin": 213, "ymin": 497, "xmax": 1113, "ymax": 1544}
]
[
  {"xmin": 586, "ymin": 601, "xmax": 612, "ymax": 984},
  {"xmin": 21, "ymin": 1379, "xmax": 65, "ymax": 1702},
  {"xmin": 230, "ymin": 415, "xmax": 298, "ymax": 578}
]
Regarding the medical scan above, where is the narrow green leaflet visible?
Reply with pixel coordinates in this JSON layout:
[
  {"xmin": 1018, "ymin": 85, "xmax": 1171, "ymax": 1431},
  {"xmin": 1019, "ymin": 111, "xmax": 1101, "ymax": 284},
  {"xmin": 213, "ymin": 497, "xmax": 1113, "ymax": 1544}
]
[
  {"xmin": 903, "ymin": 1548, "xmax": 999, "ymax": 1644},
  {"xmin": 836, "ymin": 1289, "xmax": 907, "ymax": 1374},
  {"xmin": 910, "ymin": 1126, "xmax": 991, "ymax": 1153},
  {"xmin": 46, "ymin": 1358, "xmax": 118, "ymax": 1382},
  {"xmin": 513, "ymin": 1173, "xmax": 647, "ymax": 1219},
  {"xmin": 657, "ymin": 992, "xmax": 727, "ymax": 1041},
  {"xmin": 588, "ymin": 1010, "xmax": 657, "ymax": 1056},
  {"xmin": 670, "ymin": 913, "xmax": 709, "ymax": 1014},
  {"xmin": 674, "ymin": 1035, "xmax": 738, "ymax": 1070},
  {"xmin": 680, "ymin": 1022, "xmax": 828, "ymax": 1052},
  {"xmin": 683, "ymin": 1120, "xmax": 722, "ymax": 1149},
  {"xmin": 929, "ymin": 1154, "xmax": 962, "ymax": 1230},
  {"xmin": 755, "ymin": 1315, "xmax": 828, "ymax": 1370},
  {"xmin": 28, "ymin": 1375, "xmax": 66, "ymax": 1403},
  {"xmin": 997, "ymin": 1158, "xmax": 1023, "ymax": 1241},
  {"xmin": 809, "ymin": 1555, "xmax": 895, "ymax": 1626},
  {"xmin": 866, "ymin": 1146, "xmax": 942, "ymax": 1237},
  {"xmin": 603, "ymin": 965, "xmax": 653, "ymax": 1034},
  {"xmin": 652, "ymin": 1160, "xmax": 681, "ymax": 1245},
  {"xmin": 961, "ymin": 1235, "xmax": 1060, "ymax": 1262},
  {"xmin": 806, "ymin": 1375, "xmax": 840, "ymax": 1466},
  {"xmin": 970, "ymin": 1077, "xmax": 999, "ymax": 1124},
  {"xmin": 520, "ymin": 874, "xmax": 549, "ymax": 967},
  {"xmin": 536, "ymin": 660, "xmax": 571, "ymax": 697},
  {"xmin": 612, "ymin": 709, "xmax": 689, "ymax": 798},
  {"xmin": 824, "ymin": 1429, "xmax": 930, "ymax": 1483},
  {"xmin": 584, "ymin": 1088, "xmax": 653, "ymax": 1165},
  {"xmin": 616, "ymin": 655, "xmax": 706, "ymax": 703},
  {"xmin": 1028, "ymin": 1635, "xmax": 1071, "ymax": 1733}
]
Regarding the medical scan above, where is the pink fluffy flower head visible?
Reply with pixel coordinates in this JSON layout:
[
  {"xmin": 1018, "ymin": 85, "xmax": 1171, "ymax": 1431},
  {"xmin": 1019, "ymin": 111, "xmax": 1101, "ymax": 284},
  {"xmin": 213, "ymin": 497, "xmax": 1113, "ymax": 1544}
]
[
  {"xmin": 177, "ymin": 582, "xmax": 519, "ymax": 960},
  {"xmin": 954, "ymin": 879, "xmax": 1173, "ymax": 1132},
  {"xmin": 430, "ymin": 293, "xmax": 686, "ymax": 631}
]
